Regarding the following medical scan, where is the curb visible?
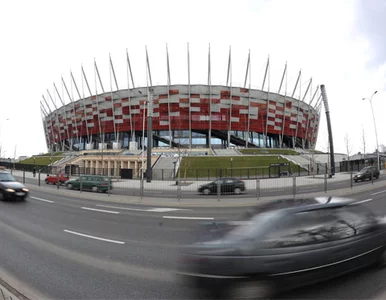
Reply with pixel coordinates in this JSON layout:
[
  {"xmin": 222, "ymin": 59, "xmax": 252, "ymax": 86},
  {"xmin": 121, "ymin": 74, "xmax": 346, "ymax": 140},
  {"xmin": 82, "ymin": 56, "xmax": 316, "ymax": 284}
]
[{"xmin": 0, "ymin": 279, "xmax": 30, "ymax": 300}]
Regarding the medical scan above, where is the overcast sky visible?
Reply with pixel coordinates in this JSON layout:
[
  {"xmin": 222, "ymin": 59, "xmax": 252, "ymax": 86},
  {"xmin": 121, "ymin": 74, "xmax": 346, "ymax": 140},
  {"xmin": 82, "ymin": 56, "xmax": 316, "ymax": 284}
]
[{"xmin": 0, "ymin": 0, "xmax": 385, "ymax": 158}]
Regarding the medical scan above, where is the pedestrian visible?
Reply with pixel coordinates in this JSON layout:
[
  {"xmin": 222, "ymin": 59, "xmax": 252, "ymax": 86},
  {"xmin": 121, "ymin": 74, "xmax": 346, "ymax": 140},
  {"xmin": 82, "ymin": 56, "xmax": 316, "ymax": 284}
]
[{"xmin": 33, "ymin": 167, "xmax": 36, "ymax": 177}]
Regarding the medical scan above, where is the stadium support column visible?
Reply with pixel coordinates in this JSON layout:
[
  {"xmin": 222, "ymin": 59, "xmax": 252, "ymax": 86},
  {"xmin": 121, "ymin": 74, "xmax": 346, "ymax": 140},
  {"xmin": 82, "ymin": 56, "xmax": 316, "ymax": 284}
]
[
  {"xmin": 320, "ymin": 84, "xmax": 335, "ymax": 176},
  {"xmin": 146, "ymin": 92, "xmax": 153, "ymax": 182}
]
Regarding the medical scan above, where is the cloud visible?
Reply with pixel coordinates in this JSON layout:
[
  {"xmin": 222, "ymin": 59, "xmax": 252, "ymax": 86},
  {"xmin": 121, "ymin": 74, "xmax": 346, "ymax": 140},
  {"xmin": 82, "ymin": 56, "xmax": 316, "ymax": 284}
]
[{"xmin": 355, "ymin": 0, "xmax": 386, "ymax": 68}]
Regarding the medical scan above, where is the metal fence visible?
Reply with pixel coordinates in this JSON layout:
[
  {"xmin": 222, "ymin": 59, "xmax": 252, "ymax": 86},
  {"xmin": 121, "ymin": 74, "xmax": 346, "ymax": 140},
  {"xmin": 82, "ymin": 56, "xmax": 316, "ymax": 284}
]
[
  {"xmin": 13, "ymin": 164, "xmax": 382, "ymax": 202},
  {"xmin": 0, "ymin": 287, "xmax": 14, "ymax": 300}
]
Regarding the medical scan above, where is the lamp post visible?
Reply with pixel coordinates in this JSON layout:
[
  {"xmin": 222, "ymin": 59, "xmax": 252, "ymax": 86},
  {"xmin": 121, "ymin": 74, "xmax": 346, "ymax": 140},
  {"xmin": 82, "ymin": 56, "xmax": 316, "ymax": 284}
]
[{"xmin": 362, "ymin": 91, "xmax": 379, "ymax": 170}]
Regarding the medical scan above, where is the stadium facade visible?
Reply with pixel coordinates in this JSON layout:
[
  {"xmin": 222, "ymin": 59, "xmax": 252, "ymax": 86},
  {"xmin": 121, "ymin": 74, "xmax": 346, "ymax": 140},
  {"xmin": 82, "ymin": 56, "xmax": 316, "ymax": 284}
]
[{"xmin": 40, "ymin": 47, "xmax": 322, "ymax": 152}]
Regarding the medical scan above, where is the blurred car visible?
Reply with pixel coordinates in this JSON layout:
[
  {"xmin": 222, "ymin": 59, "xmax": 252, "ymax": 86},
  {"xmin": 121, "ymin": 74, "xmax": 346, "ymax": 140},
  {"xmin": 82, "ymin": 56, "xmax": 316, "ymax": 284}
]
[
  {"xmin": 178, "ymin": 197, "xmax": 386, "ymax": 299},
  {"xmin": 198, "ymin": 178, "xmax": 246, "ymax": 195},
  {"xmin": 65, "ymin": 175, "xmax": 112, "ymax": 193},
  {"xmin": 0, "ymin": 171, "xmax": 29, "ymax": 201},
  {"xmin": 279, "ymin": 170, "xmax": 292, "ymax": 177},
  {"xmin": 45, "ymin": 174, "xmax": 70, "ymax": 185},
  {"xmin": 353, "ymin": 166, "xmax": 380, "ymax": 182}
]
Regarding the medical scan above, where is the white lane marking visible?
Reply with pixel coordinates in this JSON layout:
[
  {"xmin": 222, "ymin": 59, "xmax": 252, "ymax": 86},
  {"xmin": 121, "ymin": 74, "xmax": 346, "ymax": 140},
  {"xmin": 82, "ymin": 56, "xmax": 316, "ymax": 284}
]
[
  {"xmin": 30, "ymin": 196, "xmax": 55, "ymax": 203},
  {"xmin": 81, "ymin": 207, "xmax": 120, "ymax": 214},
  {"xmin": 162, "ymin": 216, "xmax": 214, "ymax": 220},
  {"xmin": 371, "ymin": 190, "xmax": 386, "ymax": 196},
  {"xmin": 147, "ymin": 208, "xmax": 191, "ymax": 212},
  {"xmin": 353, "ymin": 198, "xmax": 373, "ymax": 204},
  {"xmin": 96, "ymin": 204, "xmax": 191, "ymax": 213},
  {"xmin": 63, "ymin": 229, "xmax": 125, "ymax": 245}
]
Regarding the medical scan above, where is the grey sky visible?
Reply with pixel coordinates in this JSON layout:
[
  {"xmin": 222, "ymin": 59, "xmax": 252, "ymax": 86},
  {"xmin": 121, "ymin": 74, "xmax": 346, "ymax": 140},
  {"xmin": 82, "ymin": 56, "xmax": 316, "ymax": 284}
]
[
  {"xmin": 356, "ymin": 0, "xmax": 386, "ymax": 68},
  {"xmin": 0, "ymin": 0, "xmax": 385, "ymax": 157}
]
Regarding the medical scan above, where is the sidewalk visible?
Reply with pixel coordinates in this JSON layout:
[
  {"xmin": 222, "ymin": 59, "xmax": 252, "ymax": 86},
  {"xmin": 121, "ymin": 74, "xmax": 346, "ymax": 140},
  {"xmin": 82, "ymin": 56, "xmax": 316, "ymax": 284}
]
[{"xmin": 8, "ymin": 169, "xmax": 385, "ymax": 208}]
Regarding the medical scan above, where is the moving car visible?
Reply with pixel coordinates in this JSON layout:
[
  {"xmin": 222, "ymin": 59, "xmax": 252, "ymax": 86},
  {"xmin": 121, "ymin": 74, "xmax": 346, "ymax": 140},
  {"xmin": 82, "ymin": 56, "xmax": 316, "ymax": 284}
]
[
  {"xmin": 45, "ymin": 174, "xmax": 70, "ymax": 185},
  {"xmin": 353, "ymin": 166, "xmax": 380, "ymax": 182},
  {"xmin": 198, "ymin": 178, "xmax": 245, "ymax": 195},
  {"xmin": 0, "ymin": 171, "xmax": 29, "ymax": 201},
  {"xmin": 178, "ymin": 197, "xmax": 386, "ymax": 299},
  {"xmin": 65, "ymin": 175, "xmax": 112, "ymax": 193}
]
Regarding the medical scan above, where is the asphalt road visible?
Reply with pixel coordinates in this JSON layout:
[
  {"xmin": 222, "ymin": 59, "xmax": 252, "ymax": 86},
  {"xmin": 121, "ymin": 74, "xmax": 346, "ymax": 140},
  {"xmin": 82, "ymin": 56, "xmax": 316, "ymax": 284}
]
[{"xmin": 1, "ymin": 184, "xmax": 386, "ymax": 299}]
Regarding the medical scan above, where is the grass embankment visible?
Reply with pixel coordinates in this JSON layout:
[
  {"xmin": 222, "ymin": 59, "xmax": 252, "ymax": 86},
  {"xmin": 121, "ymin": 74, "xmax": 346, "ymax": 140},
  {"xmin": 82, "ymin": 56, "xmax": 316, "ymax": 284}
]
[
  {"xmin": 20, "ymin": 152, "xmax": 64, "ymax": 165},
  {"xmin": 239, "ymin": 148, "xmax": 299, "ymax": 155},
  {"xmin": 179, "ymin": 156, "xmax": 301, "ymax": 179}
]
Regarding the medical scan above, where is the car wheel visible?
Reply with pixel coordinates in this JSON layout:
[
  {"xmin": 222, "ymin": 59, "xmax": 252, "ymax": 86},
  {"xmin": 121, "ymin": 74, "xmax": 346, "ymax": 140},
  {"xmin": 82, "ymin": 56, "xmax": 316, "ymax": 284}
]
[
  {"xmin": 231, "ymin": 279, "xmax": 274, "ymax": 299},
  {"xmin": 234, "ymin": 187, "xmax": 241, "ymax": 195},
  {"xmin": 67, "ymin": 184, "xmax": 73, "ymax": 190},
  {"xmin": 0, "ymin": 191, "xmax": 4, "ymax": 201},
  {"xmin": 91, "ymin": 186, "xmax": 99, "ymax": 193},
  {"xmin": 45, "ymin": 179, "xmax": 49, "ymax": 184},
  {"xmin": 203, "ymin": 188, "xmax": 211, "ymax": 195}
]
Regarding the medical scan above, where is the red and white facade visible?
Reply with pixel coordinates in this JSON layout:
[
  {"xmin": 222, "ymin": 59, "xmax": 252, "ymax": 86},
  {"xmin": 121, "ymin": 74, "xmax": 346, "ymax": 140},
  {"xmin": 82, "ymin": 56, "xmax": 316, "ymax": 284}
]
[{"xmin": 42, "ymin": 84, "xmax": 320, "ymax": 151}]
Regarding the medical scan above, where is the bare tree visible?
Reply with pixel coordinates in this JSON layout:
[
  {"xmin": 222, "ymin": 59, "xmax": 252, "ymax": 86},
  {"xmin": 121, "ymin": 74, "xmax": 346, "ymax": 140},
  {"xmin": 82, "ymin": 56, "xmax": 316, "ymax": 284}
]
[
  {"xmin": 345, "ymin": 133, "xmax": 352, "ymax": 172},
  {"xmin": 380, "ymin": 144, "xmax": 386, "ymax": 153}
]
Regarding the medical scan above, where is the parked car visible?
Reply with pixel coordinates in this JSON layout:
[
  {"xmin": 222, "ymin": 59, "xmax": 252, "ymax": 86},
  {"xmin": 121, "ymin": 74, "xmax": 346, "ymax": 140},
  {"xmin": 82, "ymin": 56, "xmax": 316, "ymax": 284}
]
[
  {"xmin": 0, "ymin": 171, "xmax": 29, "ymax": 201},
  {"xmin": 353, "ymin": 166, "xmax": 380, "ymax": 182},
  {"xmin": 45, "ymin": 174, "xmax": 70, "ymax": 185},
  {"xmin": 279, "ymin": 170, "xmax": 292, "ymax": 177},
  {"xmin": 65, "ymin": 175, "xmax": 112, "ymax": 193},
  {"xmin": 178, "ymin": 196, "xmax": 386, "ymax": 299},
  {"xmin": 198, "ymin": 178, "xmax": 246, "ymax": 195}
]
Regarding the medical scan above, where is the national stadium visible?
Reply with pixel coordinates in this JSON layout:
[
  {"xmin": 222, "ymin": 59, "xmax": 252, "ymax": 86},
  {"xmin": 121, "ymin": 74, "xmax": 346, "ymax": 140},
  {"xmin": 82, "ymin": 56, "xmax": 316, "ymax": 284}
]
[{"xmin": 40, "ymin": 47, "xmax": 322, "ymax": 152}]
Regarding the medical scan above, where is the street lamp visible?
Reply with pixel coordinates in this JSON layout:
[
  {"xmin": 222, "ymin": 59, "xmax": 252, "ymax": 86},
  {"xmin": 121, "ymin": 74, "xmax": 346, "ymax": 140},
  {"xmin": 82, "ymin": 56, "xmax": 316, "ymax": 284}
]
[{"xmin": 362, "ymin": 91, "xmax": 379, "ymax": 170}]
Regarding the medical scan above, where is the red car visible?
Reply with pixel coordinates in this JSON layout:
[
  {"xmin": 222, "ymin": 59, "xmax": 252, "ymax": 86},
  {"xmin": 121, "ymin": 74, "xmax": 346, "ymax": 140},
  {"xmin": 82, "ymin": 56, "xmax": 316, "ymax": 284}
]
[{"xmin": 45, "ymin": 174, "xmax": 70, "ymax": 185}]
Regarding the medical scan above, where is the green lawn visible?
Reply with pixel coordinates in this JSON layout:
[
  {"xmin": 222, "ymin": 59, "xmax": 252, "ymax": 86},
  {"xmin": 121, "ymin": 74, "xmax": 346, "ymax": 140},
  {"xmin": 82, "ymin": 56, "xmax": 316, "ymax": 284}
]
[
  {"xmin": 179, "ymin": 156, "xmax": 303, "ymax": 179},
  {"xmin": 239, "ymin": 148, "xmax": 299, "ymax": 155},
  {"xmin": 20, "ymin": 155, "xmax": 64, "ymax": 165}
]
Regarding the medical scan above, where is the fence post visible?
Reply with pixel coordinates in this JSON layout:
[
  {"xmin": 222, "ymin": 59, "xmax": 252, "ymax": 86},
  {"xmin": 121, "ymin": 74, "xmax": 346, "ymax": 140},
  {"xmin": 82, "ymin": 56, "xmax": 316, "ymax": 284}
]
[
  {"xmin": 80, "ymin": 175, "xmax": 83, "ymax": 193},
  {"xmin": 38, "ymin": 170, "xmax": 41, "ymax": 186},
  {"xmin": 217, "ymin": 180, "xmax": 221, "ymax": 201},
  {"xmin": 292, "ymin": 175, "xmax": 296, "ymax": 197},
  {"xmin": 177, "ymin": 179, "xmax": 181, "ymax": 202},
  {"xmin": 140, "ymin": 175, "xmax": 144, "ymax": 199},
  {"xmin": 256, "ymin": 178, "xmax": 260, "ymax": 200},
  {"xmin": 108, "ymin": 177, "xmax": 111, "ymax": 196},
  {"xmin": 57, "ymin": 172, "xmax": 60, "ymax": 190},
  {"xmin": 371, "ymin": 168, "xmax": 374, "ymax": 185},
  {"xmin": 23, "ymin": 169, "xmax": 25, "ymax": 184},
  {"xmin": 324, "ymin": 169, "xmax": 328, "ymax": 193}
]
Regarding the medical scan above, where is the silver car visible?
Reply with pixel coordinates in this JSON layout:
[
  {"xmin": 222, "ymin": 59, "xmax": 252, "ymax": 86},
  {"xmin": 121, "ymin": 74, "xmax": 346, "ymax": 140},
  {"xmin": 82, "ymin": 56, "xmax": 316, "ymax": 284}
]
[{"xmin": 178, "ymin": 197, "xmax": 386, "ymax": 299}]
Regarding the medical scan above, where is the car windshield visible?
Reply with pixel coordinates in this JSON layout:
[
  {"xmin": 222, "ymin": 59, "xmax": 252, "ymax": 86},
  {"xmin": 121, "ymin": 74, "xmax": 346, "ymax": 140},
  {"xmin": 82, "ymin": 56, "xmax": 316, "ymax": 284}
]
[
  {"xmin": 0, "ymin": 173, "xmax": 16, "ymax": 182},
  {"xmin": 226, "ymin": 211, "xmax": 278, "ymax": 242}
]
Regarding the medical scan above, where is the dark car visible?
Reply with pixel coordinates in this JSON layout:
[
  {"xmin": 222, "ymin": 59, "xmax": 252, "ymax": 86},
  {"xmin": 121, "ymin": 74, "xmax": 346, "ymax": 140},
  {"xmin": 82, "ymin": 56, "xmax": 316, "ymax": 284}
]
[
  {"xmin": 198, "ymin": 178, "xmax": 246, "ymax": 195},
  {"xmin": 178, "ymin": 197, "xmax": 386, "ymax": 299},
  {"xmin": 353, "ymin": 166, "xmax": 380, "ymax": 182},
  {"xmin": 66, "ymin": 175, "xmax": 112, "ymax": 193},
  {"xmin": 0, "ymin": 171, "xmax": 29, "ymax": 201}
]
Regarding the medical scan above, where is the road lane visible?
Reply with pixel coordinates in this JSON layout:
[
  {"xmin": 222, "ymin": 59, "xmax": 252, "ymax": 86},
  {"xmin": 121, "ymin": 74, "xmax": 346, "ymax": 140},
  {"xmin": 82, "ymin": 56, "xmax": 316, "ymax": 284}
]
[{"xmin": 0, "ymin": 180, "xmax": 386, "ymax": 299}]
